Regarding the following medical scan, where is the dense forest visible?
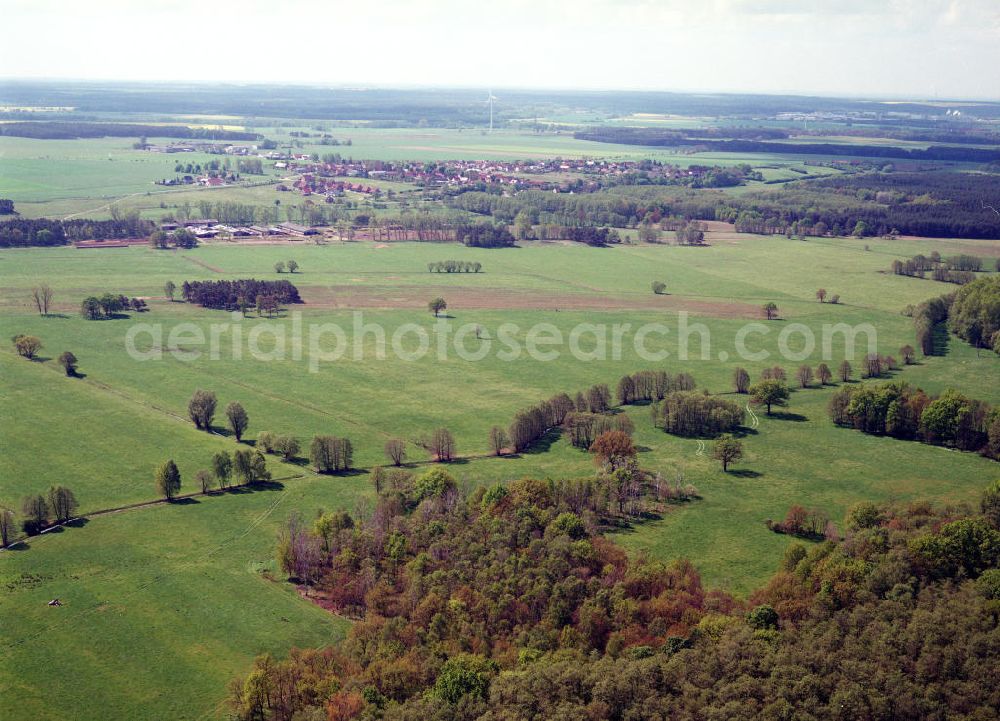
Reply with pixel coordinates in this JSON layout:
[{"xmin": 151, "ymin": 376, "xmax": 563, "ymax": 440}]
[
  {"xmin": 575, "ymin": 127, "xmax": 1000, "ymax": 163},
  {"xmin": 0, "ymin": 215, "xmax": 156, "ymax": 247},
  {"xmin": 229, "ymin": 478, "xmax": 1000, "ymax": 721},
  {"xmin": 0, "ymin": 121, "xmax": 260, "ymax": 140}
]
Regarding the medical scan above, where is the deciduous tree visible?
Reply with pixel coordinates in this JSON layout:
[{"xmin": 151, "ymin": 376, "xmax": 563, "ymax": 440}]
[
  {"xmin": 733, "ymin": 367, "xmax": 750, "ymax": 394},
  {"xmin": 713, "ymin": 435, "xmax": 744, "ymax": 472},
  {"xmin": 430, "ymin": 427, "xmax": 456, "ymax": 462},
  {"xmin": 58, "ymin": 351, "xmax": 78, "ymax": 376},
  {"xmin": 12, "ymin": 334, "xmax": 41, "ymax": 359},
  {"xmin": 225, "ymin": 401, "xmax": 249, "ymax": 442},
  {"xmin": 155, "ymin": 459, "xmax": 181, "ymax": 500},
  {"xmin": 749, "ymin": 380, "xmax": 790, "ymax": 415},
  {"xmin": 428, "ymin": 297, "xmax": 447, "ymax": 317},
  {"xmin": 384, "ymin": 438, "xmax": 406, "ymax": 466},
  {"xmin": 489, "ymin": 426, "xmax": 508, "ymax": 456},
  {"xmin": 188, "ymin": 389, "xmax": 217, "ymax": 430}
]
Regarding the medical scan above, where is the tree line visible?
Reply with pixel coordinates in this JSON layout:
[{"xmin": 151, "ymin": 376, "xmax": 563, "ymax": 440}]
[{"xmin": 427, "ymin": 260, "xmax": 482, "ymax": 273}]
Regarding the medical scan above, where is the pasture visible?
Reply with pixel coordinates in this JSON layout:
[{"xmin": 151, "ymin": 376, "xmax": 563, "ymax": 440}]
[{"xmin": 1, "ymin": 232, "xmax": 998, "ymax": 719}]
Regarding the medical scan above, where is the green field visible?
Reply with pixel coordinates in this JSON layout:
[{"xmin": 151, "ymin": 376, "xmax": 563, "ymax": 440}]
[{"xmin": 2, "ymin": 231, "xmax": 999, "ymax": 719}]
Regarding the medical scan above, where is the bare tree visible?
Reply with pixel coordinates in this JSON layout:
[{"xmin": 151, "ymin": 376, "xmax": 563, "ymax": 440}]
[
  {"xmin": 839, "ymin": 359, "xmax": 853, "ymax": 383},
  {"xmin": 489, "ymin": 426, "xmax": 509, "ymax": 456},
  {"xmin": 31, "ymin": 285, "xmax": 54, "ymax": 315},
  {"xmin": 384, "ymin": 438, "xmax": 407, "ymax": 466},
  {"xmin": 429, "ymin": 427, "xmax": 456, "ymax": 462},
  {"xmin": 0, "ymin": 508, "xmax": 16, "ymax": 546},
  {"xmin": 817, "ymin": 363, "xmax": 832, "ymax": 385},
  {"xmin": 796, "ymin": 365, "xmax": 813, "ymax": 388},
  {"xmin": 733, "ymin": 367, "xmax": 750, "ymax": 394}
]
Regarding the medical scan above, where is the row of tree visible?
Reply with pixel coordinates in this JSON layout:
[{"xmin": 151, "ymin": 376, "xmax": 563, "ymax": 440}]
[
  {"xmin": 3, "ymin": 486, "xmax": 79, "ymax": 542},
  {"xmin": 81, "ymin": 293, "xmax": 147, "ymax": 319},
  {"xmin": 829, "ymin": 381, "xmax": 1000, "ymax": 458},
  {"xmin": 427, "ymin": 260, "xmax": 482, "ymax": 273}
]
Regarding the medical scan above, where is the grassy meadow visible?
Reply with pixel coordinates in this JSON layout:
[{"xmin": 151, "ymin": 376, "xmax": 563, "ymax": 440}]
[{"xmin": 2, "ymin": 233, "xmax": 999, "ymax": 719}]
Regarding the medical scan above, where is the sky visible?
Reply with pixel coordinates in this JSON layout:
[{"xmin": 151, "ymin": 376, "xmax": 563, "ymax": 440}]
[{"xmin": 2, "ymin": 0, "xmax": 999, "ymax": 100}]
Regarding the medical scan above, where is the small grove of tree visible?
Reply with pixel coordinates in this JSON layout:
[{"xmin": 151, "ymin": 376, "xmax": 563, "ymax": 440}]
[
  {"xmin": 488, "ymin": 426, "xmax": 509, "ymax": 456},
  {"xmin": 155, "ymin": 459, "xmax": 182, "ymax": 500},
  {"xmin": 31, "ymin": 285, "xmax": 54, "ymax": 315},
  {"xmin": 188, "ymin": 389, "xmax": 217, "ymax": 431},
  {"xmin": 749, "ymin": 380, "xmax": 790, "ymax": 415},
  {"xmin": 733, "ymin": 367, "xmax": 750, "ymax": 394},
  {"xmin": 829, "ymin": 382, "xmax": 998, "ymax": 457},
  {"xmin": 310, "ymin": 435, "xmax": 354, "ymax": 473},
  {"xmin": 651, "ymin": 391, "xmax": 744, "ymax": 436},
  {"xmin": 12, "ymin": 334, "xmax": 42, "ymax": 359},
  {"xmin": 384, "ymin": 438, "xmax": 407, "ymax": 466},
  {"xmin": 58, "ymin": 351, "xmax": 78, "ymax": 376},
  {"xmin": 46, "ymin": 485, "xmax": 79, "ymax": 523},
  {"xmin": 429, "ymin": 427, "xmax": 456, "ymax": 462},
  {"xmin": 566, "ymin": 411, "xmax": 634, "ymax": 450},
  {"xmin": 712, "ymin": 435, "xmax": 744, "ymax": 472},
  {"xmin": 651, "ymin": 280, "xmax": 666, "ymax": 295},
  {"xmin": 616, "ymin": 370, "xmax": 695, "ymax": 405},
  {"xmin": 763, "ymin": 302, "xmax": 779, "ymax": 320},
  {"xmin": 507, "ymin": 393, "xmax": 577, "ymax": 452},
  {"xmin": 80, "ymin": 293, "xmax": 134, "ymax": 320},
  {"xmin": 225, "ymin": 401, "xmax": 249, "ymax": 442},
  {"xmin": 428, "ymin": 297, "xmax": 447, "ymax": 317},
  {"xmin": 760, "ymin": 366, "xmax": 787, "ymax": 382},
  {"xmin": 766, "ymin": 504, "xmax": 832, "ymax": 540}
]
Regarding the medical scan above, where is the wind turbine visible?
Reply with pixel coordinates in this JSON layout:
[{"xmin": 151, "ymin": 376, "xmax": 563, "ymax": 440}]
[{"xmin": 486, "ymin": 90, "xmax": 497, "ymax": 133}]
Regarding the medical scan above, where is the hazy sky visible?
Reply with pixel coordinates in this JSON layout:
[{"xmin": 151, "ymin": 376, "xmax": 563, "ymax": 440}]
[{"xmin": 3, "ymin": 0, "xmax": 999, "ymax": 99}]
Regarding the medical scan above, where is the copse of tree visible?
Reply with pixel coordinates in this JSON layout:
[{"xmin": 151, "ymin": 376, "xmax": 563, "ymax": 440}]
[
  {"xmin": 749, "ymin": 379, "xmax": 790, "ymax": 415},
  {"xmin": 310, "ymin": 435, "xmax": 353, "ymax": 473},
  {"xmin": 913, "ymin": 294, "xmax": 952, "ymax": 356},
  {"xmin": 506, "ymin": 393, "xmax": 576, "ymax": 452},
  {"xmin": 225, "ymin": 401, "xmax": 249, "ymax": 442},
  {"xmin": 829, "ymin": 381, "xmax": 998, "ymax": 456},
  {"xmin": 80, "ymin": 293, "xmax": 134, "ymax": 320},
  {"xmin": 188, "ymin": 389, "xmax": 217, "ymax": 431},
  {"xmin": 948, "ymin": 276, "xmax": 1000, "ymax": 349},
  {"xmin": 384, "ymin": 438, "xmax": 406, "ymax": 466},
  {"xmin": 455, "ymin": 223, "xmax": 515, "ymax": 248},
  {"xmin": 651, "ymin": 391, "xmax": 745, "ymax": 436},
  {"xmin": 232, "ymin": 448, "xmax": 271, "ymax": 484},
  {"xmin": 155, "ymin": 460, "xmax": 182, "ymax": 500},
  {"xmin": 12, "ymin": 334, "xmax": 42, "ymax": 359},
  {"xmin": 767, "ymin": 504, "xmax": 832, "ymax": 540},
  {"xmin": 760, "ymin": 366, "xmax": 787, "ymax": 382},
  {"xmin": 616, "ymin": 370, "xmax": 695, "ymax": 405},
  {"xmin": 713, "ymin": 435, "xmax": 744, "ymax": 472},
  {"xmin": 566, "ymin": 411, "xmax": 634, "ymax": 449},
  {"xmin": 181, "ymin": 279, "xmax": 301, "ymax": 311}
]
